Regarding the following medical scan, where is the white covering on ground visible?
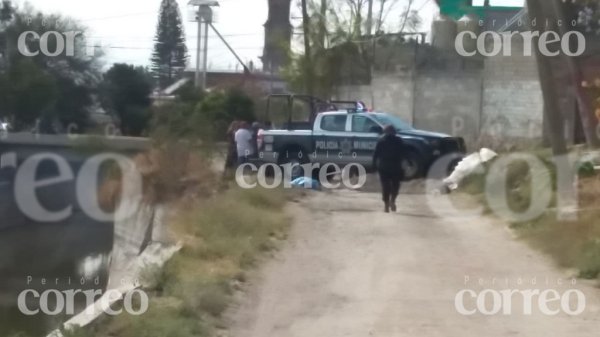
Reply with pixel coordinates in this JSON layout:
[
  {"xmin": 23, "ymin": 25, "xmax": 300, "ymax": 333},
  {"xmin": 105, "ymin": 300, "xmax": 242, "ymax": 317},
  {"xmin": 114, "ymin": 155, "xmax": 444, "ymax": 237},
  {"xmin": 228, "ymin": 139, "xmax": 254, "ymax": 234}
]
[{"xmin": 443, "ymin": 148, "xmax": 498, "ymax": 191}]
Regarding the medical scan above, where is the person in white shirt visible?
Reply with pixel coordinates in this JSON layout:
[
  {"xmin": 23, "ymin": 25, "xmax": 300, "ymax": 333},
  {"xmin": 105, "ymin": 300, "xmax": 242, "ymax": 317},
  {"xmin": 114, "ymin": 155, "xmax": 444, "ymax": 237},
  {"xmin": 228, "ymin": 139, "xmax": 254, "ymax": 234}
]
[
  {"xmin": 256, "ymin": 121, "xmax": 272, "ymax": 150},
  {"xmin": 234, "ymin": 122, "xmax": 255, "ymax": 165}
]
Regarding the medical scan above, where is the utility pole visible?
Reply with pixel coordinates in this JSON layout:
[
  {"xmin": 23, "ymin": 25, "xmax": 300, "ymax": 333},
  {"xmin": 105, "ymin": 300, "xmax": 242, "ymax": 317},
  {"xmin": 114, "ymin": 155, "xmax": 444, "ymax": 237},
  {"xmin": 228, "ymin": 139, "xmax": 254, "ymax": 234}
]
[
  {"xmin": 195, "ymin": 14, "xmax": 202, "ymax": 88},
  {"xmin": 188, "ymin": 0, "xmax": 219, "ymax": 90},
  {"xmin": 301, "ymin": 0, "xmax": 314, "ymax": 97},
  {"xmin": 202, "ymin": 10, "xmax": 210, "ymax": 89}
]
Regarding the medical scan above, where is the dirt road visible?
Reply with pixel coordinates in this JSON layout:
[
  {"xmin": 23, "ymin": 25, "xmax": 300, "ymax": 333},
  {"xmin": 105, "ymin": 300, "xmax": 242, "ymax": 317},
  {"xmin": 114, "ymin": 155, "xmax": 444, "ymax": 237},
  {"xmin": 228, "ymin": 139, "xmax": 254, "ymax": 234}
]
[{"xmin": 228, "ymin": 188, "xmax": 600, "ymax": 337}]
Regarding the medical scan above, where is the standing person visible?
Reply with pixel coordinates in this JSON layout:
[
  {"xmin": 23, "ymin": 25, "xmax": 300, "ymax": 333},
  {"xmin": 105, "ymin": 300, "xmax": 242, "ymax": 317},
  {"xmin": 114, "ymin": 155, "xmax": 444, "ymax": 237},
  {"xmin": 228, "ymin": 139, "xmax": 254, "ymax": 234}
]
[
  {"xmin": 372, "ymin": 125, "xmax": 405, "ymax": 213},
  {"xmin": 224, "ymin": 120, "xmax": 240, "ymax": 174},
  {"xmin": 234, "ymin": 121, "xmax": 255, "ymax": 166},
  {"xmin": 256, "ymin": 120, "xmax": 272, "ymax": 150},
  {"xmin": 251, "ymin": 122, "xmax": 261, "ymax": 154}
]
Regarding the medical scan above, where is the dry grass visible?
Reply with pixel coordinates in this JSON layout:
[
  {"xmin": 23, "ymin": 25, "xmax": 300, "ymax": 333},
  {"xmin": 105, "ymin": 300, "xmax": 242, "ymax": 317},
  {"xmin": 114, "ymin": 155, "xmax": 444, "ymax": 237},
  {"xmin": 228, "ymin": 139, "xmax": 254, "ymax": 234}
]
[
  {"xmin": 133, "ymin": 144, "xmax": 218, "ymax": 203},
  {"xmin": 69, "ymin": 138, "xmax": 293, "ymax": 337},
  {"xmin": 82, "ymin": 139, "xmax": 292, "ymax": 336},
  {"xmin": 97, "ymin": 144, "xmax": 219, "ymax": 212},
  {"xmin": 515, "ymin": 175, "xmax": 600, "ymax": 278},
  {"xmin": 459, "ymin": 153, "xmax": 600, "ymax": 279},
  {"xmin": 578, "ymin": 174, "xmax": 600, "ymax": 208},
  {"xmin": 90, "ymin": 186, "xmax": 291, "ymax": 337}
]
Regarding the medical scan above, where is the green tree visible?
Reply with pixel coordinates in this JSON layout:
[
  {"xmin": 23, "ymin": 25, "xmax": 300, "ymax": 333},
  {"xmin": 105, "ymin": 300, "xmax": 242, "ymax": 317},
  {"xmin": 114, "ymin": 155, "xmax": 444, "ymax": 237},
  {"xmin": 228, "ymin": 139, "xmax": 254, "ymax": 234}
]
[
  {"xmin": 151, "ymin": 0, "xmax": 188, "ymax": 89},
  {"xmin": 101, "ymin": 63, "xmax": 153, "ymax": 136},
  {"xmin": 197, "ymin": 88, "xmax": 256, "ymax": 137},
  {"xmin": 175, "ymin": 80, "xmax": 205, "ymax": 103},
  {"xmin": 574, "ymin": 0, "xmax": 600, "ymax": 34},
  {"xmin": 0, "ymin": 58, "xmax": 57, "ymax": 128},
  {"xmin": 1, "ymin": 5, "xmax": 102, "ymax": 131},
  {"xmin": 284, "ymin": 0, "xmax": 421, "ymax": 98},
  {"xmin": 150, "ymin": 88, "xmax": 255, "ymax": 142}
]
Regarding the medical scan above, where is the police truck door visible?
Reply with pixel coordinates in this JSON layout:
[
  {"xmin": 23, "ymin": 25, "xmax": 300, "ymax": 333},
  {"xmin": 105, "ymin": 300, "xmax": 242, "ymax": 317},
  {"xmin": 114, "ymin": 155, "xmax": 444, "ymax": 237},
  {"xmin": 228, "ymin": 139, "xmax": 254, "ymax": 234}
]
[
  {"xmin": 350, "ymin": 114, "xmax": 380, "ymax": 168},
  {"xmin": 314, "ymin": 114, "xmax": 350, "ymax": 165}
]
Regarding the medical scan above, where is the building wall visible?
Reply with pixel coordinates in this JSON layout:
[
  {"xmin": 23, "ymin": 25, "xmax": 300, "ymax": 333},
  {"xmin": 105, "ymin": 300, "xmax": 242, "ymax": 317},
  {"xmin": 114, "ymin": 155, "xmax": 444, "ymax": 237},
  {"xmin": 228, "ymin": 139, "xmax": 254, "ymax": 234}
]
[
  {"xmin": 413, "ymin": 72, "xmax": 482, "ymax": 145},
  {"xmin": 480, "ymin": 38, "xmax": 544, "ymax": 143},
  {"xmin": 372, "ymin": 75, "xmax": 415, "ymax": 124},
  {"xmin": 337, "ymin": 52, "xmax": 544, "ymax": 149}
]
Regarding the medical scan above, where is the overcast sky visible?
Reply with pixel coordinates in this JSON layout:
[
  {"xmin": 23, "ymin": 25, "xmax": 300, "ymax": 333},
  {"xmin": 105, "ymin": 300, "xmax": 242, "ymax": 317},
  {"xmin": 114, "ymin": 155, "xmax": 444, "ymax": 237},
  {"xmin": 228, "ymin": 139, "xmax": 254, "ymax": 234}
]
[{"xmin": 16, "ymin": 0, "xmax": 524, "ymax": 71}]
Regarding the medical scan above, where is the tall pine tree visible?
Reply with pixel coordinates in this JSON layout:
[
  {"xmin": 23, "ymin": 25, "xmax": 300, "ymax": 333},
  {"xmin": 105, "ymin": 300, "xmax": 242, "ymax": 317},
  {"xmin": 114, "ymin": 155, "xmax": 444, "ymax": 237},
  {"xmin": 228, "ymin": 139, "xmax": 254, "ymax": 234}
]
[{"xmin": 151, "ymin": 0, "xmax": 188, "ymax": 89}]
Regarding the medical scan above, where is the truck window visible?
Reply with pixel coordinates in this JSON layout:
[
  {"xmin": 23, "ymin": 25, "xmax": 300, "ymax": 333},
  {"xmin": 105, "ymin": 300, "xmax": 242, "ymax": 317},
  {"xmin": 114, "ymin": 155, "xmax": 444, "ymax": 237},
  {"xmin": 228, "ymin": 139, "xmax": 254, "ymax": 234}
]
[
  {"xmin": 320, "ymin": 115, "xmax": 347, "ymax": 132},
  {"xmin": 352, "ymin": 115, "xmax": 380, "ymax": 133}
]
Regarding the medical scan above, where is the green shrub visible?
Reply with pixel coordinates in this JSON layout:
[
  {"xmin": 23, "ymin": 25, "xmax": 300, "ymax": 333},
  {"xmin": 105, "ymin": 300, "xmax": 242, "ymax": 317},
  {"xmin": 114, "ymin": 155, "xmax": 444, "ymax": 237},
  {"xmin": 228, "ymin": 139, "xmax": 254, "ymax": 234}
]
[{"xmin": 150, "ymin": 88, "xmax": 257, "ymax": 143}]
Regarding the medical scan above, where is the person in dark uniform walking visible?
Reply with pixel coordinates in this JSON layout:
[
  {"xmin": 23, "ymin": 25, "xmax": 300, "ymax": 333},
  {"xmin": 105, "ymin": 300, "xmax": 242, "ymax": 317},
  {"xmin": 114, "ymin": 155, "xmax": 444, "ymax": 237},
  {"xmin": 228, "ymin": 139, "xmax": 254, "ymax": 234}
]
[{"xmin": 372, "ymin": 125, "xmax": 405, "ymax": 213}]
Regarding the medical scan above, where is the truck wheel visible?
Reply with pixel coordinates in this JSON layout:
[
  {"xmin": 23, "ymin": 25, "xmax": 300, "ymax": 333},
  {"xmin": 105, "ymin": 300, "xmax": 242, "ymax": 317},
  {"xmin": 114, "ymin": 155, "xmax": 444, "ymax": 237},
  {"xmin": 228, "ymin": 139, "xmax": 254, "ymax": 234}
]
[{"xmin": 402, "ymin": 150, "xmax": 423, "ymax": 180}]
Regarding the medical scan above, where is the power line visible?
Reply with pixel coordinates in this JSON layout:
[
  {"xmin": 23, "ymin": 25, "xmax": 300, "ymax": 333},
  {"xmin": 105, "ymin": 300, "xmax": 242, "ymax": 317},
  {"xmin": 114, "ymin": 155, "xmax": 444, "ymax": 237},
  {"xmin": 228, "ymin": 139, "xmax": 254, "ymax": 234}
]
[
  {"xmin": 90, "ymin": 45, "xmax": 262, "ymax": 51},
  {"xmin": 78, "ymin": 11, "xmax": 156, "ymax": 22},
  {"xmin": 99, "ymin": 32, "xmax": 263, "ymax": 38},
  {"xmin": 86, "ymin": 32, "xmax": 263, "ymax": 40}
]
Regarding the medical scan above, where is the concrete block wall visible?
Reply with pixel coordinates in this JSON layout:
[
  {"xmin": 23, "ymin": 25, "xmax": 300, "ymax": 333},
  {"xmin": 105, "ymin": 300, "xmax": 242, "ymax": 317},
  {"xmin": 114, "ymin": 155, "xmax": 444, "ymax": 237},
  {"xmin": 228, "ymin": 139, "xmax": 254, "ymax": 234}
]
[
  {"xmin": 481, "ymin": 51, "xmax": 544, "ymax": 141},
  {"xmin": 371, "ymin": 75, "xmax": 415, "ymax": 124},
  {"xmin": 412, "ymin": 72, "xmax": 482, "ymax": 145},
  {"xmin": 335, "ymin": 84, "xmax": 373, "ymax": 107},
  {"xmin": 336, "ymin": 53, "xmax": 544, "ymax": 148}
]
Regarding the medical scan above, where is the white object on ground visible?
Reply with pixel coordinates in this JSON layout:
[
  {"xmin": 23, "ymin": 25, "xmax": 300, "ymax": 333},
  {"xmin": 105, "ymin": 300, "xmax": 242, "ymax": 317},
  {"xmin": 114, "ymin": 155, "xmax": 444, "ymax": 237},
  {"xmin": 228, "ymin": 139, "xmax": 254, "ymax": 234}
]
[
  {"xmin": 46, "ymin": 242, "xmax": 182, "ymax": 337},
  {"xmin": 45, "ymin": 169, "xmax": 181, "ymax": 337},
  {"xmin": 443, "ymin": 148, "xmax": 498, "ymax": 191}
]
